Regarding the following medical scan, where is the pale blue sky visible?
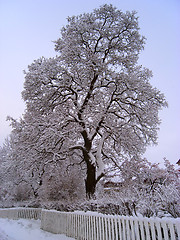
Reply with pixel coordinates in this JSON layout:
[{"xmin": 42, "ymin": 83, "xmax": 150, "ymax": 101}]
[{"xmin": 0, "ymin": 0, "xmax": 180, "ymax": 165}]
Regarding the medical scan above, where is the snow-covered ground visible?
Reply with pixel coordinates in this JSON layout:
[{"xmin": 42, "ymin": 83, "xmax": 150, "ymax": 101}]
[{"xmin": 0, "ymin": 218, "xmax": 75, "ymax": 240}]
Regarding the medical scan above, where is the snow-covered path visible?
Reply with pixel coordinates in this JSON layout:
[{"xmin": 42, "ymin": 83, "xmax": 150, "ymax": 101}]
[
  {"xmin": 0, "ymin": 230, "xmax": 10, "ymax": 240},
  {"xmin": 0, "ymin": 218, "xmax": 75, "ymax": 240}
]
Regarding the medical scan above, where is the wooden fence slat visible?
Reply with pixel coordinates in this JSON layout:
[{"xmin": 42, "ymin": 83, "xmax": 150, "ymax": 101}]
[
  {"xmin": 114, "ymin": 216, "xmax": 118, "ymax": 240},
  {"xmin": 122, "ymin": 218, "xmax": 126, "ymax": 240},
  {"xmin": 118, "ymin": 218, "xmax": 123, "ymax": 240},
  {"xmin": 130, "ymin": 218, "xmax": 136, "ymax": 240},
  {"xmin": 161, "ymin": 221, "xmax": 169, "ymax": 240},
  {"xmin": 149, "ymin": 219, "xmax": 156, "ymax": 240},
  {"xmin": 167, "ymin": 220, "xmax": 176, "ymax": 240},
  {"xmin": 134, "ymin": 218, "xmax": 140, "ymax": 240},
  {"xmin": 126, "ymin": 218, "xmax": 131, "ymax": 240}
]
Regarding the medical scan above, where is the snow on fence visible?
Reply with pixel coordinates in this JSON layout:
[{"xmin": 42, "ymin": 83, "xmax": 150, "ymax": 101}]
[
  {"xmin": 41, "ymin": 209, "xmax": 180, "ymax": 240},
  {"xmin": 0, "ymin": 208, "xmax": 180, "ymax": 239},
  {"xmin": 0, "ymin": 207, "xmax": 42, "ymax": 220}
]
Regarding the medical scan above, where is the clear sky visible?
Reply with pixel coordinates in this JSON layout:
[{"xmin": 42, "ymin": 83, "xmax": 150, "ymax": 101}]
[{"xmin": 0, "ymin": 0, "xmax": 180, "ymax": 166}]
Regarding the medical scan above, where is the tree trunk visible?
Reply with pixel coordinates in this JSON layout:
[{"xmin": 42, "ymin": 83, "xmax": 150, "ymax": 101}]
[{"xmin": 85, "ymin": 162, "xmax": 96, "ymax": 199}]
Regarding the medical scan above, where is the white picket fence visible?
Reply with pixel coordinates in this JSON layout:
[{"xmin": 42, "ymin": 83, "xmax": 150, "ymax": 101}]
[
  {"xmin": 0, "ymin": 208, "xmax": 180, "ymax": 239},
  {"xmin": 0, "ymin": 207, "xmax": 41, "ymax": 220},
  {"xmin": 41, "ymin": 209, "xmax": 180, "ymax": 240}
]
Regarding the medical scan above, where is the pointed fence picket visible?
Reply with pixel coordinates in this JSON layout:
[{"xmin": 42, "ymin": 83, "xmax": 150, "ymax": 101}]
[{"xmin": 0, "ymin": 208, "xmax": 179, "ymax": 239}]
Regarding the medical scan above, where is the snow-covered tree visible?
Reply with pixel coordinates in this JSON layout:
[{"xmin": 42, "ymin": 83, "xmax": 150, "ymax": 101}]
[
  {"xmin": 0, "ymin": 138, "xmax": 19, "ymax": 203},
  {"xmin": 9, "ymin": 4, "xmax": 167, "ymax": 198},
  {"xmin": 6, "ymin": 117, "xmax": 85, "ymax": 201},
  {"xmin": 104, "ymin": 157, "xmax": 180, "ymax": 217}
]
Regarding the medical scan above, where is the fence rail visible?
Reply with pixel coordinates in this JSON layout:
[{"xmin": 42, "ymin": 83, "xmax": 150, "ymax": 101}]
[{"xmin": 0, "ymin": 208, "xmax": 180, "ymax": 240}]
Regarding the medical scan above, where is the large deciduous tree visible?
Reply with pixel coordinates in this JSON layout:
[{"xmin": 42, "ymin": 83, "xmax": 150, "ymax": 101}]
[{"xmin": 11, "ymin": 4, "xmax": 167, "ymax": 198}]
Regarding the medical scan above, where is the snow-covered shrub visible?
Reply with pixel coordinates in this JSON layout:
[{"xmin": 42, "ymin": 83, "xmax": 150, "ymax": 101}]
[
  {"xmin": 102, "ymin": 158, "xmax": 180, "ymax": 218},
  {"xmin": 13, "ymin": 183, "xmax": 31, "ymax": 202}
]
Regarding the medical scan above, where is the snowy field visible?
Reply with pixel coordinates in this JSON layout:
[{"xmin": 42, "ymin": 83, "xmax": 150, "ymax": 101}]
[{"xmin": 0, "ymin": 218, "xmax": 75, "ymax": 240}]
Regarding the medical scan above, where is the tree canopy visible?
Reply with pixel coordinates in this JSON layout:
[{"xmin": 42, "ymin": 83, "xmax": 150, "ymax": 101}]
[{"xmin": 9, "ymin": 4, "xmax": 167, "ymax": 198}]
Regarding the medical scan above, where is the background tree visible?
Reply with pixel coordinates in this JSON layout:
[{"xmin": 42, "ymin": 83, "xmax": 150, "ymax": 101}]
[
  {"xmin": 10, "ymin": 4, "xmax": 167, "ymax": 198},
  {"xmin": 0, "ymin": 137, "xmax": 25, "ymax": 204},
  {"xmin": 0, "ymin": 140, "xmax": 12, "ymax": 203},
  {"xmin": 6, "ymin": 117, "xmax": 85, "ymax": 202},
  {"xmin": 103, "ymin": 157, "xmax": 180, "ymax": 217}
]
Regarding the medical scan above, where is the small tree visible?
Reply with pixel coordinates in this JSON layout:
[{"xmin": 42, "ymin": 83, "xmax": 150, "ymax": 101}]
[{"xmin": 10, "ymin": 4, "xmax": 167, "ymax": 199}]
